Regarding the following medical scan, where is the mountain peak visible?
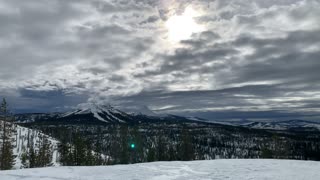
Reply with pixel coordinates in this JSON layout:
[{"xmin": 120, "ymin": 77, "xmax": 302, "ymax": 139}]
[
  {"xmin": 15, "ymin": 103, "xmax": 204, "ymax": 125},
  {"xmin": 60, "ymin": 103, "xmax": 128, "ymax": 123}
]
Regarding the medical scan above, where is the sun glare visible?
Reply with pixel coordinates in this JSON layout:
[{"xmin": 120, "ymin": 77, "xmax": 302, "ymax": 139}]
[{"xmin": 165, "ymin": 6, "xmax": 204, "ymax": 43}]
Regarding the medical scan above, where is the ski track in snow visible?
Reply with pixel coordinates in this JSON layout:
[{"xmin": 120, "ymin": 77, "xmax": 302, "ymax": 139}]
[{"xmin": 1, "ymin": 159, "xmax": 320, "ymax": 180}]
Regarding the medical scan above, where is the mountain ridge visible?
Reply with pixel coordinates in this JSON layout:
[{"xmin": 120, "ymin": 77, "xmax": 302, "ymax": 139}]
[
  {"xmin": 14, "ymin": 104, "xmax": 320, "ymax": 131},
  {"xmin": 14, "ymin": 104, "xmax": 200, "ymax": 125}
]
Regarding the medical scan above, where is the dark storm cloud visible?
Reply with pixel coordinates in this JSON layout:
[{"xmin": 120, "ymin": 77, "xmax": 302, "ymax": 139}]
[
  {"xmin": 228, "ymin": 30, "xmax": 320, "ymax": 85},
  {"xmin": 113, "ymin": 83, "xmax": 320, "ymax": 120},
  {"xmin": 140, "ymin": 15, "xmax": 159, "ymax": 24},
  {"xmin": 136, "ymin": 47, "xmax": 238, "ymax": 77},
  {"xmin": 2, "ymin": 88, "xmax": 89, "ymax": 113},
  {"xmin": 113, "ymin": 85, "xmax": 276, "ymax": 113}
]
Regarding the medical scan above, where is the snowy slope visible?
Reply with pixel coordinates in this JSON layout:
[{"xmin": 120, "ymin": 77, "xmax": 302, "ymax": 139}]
[
  {"xmin": 0, "ymin": 159, "xmax": 319, "ymax": 180},
  {"xmin": 13, "ymin": 125, "xmax": 60, "ymax": 169}
]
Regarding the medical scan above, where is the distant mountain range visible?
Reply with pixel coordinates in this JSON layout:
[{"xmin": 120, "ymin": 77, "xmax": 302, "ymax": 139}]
[
  {"xmin": 14, "ymin": 104, "xmax": 199, "ymax": 125},
  {"xmin": 14, "ymin": 104, "xmax": 320, "ymax": 131},
  {"xmin": 212, "ymin": 119, "xmax": 320, "ymax": 131}
]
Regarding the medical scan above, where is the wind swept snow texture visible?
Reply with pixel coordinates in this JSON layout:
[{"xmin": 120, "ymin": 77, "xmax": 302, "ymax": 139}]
[{"xmin": 1, "ymin": 160, "xmax": 320, "ymax": 180}]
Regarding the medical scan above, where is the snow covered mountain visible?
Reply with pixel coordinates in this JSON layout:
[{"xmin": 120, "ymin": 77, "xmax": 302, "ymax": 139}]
[
  {"xmin": 1, "ymin": 159, "xmax": 320, "ymax": 180},
  {"xmin": 15, "ymin": 104, "xmax": 198, "ymax": 124},
  {"xmin": 60, "ymin": 104, "xmax": 134, "ymax": 123}
]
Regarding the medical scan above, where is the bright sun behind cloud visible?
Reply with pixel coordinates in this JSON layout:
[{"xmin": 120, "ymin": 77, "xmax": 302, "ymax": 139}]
[{"xmin": 165, "ymin": 6, "xmax": 204, "ymax": 43}]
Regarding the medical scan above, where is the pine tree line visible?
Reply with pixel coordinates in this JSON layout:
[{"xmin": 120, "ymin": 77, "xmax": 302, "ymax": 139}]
[
  {"xmin": 38, "ymin": 123, "xmax": 319, "ymax": 166},
  {"xmin": 54, "ymin": 124, "xmax": 196, "ymax": 166},
  {"xmin": 58, "ymin": 132, "xmax": 107, "ymax": 166}
]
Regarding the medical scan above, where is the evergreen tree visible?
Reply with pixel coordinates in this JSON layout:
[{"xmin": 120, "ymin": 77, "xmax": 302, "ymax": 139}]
[
  {"xmin": 157, "ymin": 132, "xmax": 167, "ymax": 161},
  {"xmin": 180, "ymin": 126, "xmax": 194, "ymax": 161},
  {"xmin": 58, "ymin": 140, "xmax": 72, "ymax": 166},
  {"xmin": 28, "ymin": 135, "xmax": 36, "ymax": 168},
  {"xmin": 131, "ymin": 126, "xmax": 143, "ymax": 163},
  {"xmin": 85, "ymin": 142, "xmax": 95, "ymax": 166},
  {"xmin": 38, "ymin": 134, "xmax": 52, "ymax": 167},
  {"xmin": 168, "ymin": 144, "xmax": 176, "ymax": 161},
  {"xmin": 73, "ymin": 134, "xmax": 86, "ymax": 166},
  {"xmin": 147, "ymin": 146, "xmax": 156, "ymax": 162},
  {"xmin": 94, "ymin": 131, "xmax": 104, "ymax": 165},
  {"xmin": 109, "ymin": 126, "xmax": 121, "ymax": 164},
  {"xmin": 57, "ymin": 128, "xmax": 74, "ymax": 166},
  {"xmin": 0, "ymin": 98, "xmax": 16, "ymax": 170},
  {"xmin": 21, "ymin": 152, "xmax": 28, "ymax": 168},
  {"xmin": 119, "ymin": 125, "xmax": 129, "ymax": 164}
]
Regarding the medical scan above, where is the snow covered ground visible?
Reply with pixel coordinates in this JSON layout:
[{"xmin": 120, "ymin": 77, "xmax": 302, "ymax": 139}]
[{"xmin": 1, "ymin": 159, "xmax": 319, "ymax": 180}]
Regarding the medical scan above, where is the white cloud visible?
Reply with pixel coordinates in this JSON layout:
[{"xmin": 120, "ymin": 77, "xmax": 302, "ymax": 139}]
[{"xmin": 0, "ymin": 0, "xmax": 319, "ymax": 117}]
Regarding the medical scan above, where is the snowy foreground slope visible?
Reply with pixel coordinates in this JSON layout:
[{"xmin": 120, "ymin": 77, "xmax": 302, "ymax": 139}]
[{"xmin": 1, "ymin": 159, "xmax": 320, "ymax": 180}]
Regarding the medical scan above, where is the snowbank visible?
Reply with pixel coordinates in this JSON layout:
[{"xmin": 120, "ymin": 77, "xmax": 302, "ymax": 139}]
[{"xmin": 0, "ymin": 159, "xmax": 319, "ymax": 180}]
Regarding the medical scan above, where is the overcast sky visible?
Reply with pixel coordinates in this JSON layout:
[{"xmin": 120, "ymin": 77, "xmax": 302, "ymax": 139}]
[{"xmin": 0, "ymin": 0, "xmax": 320, "ymax": 120}]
